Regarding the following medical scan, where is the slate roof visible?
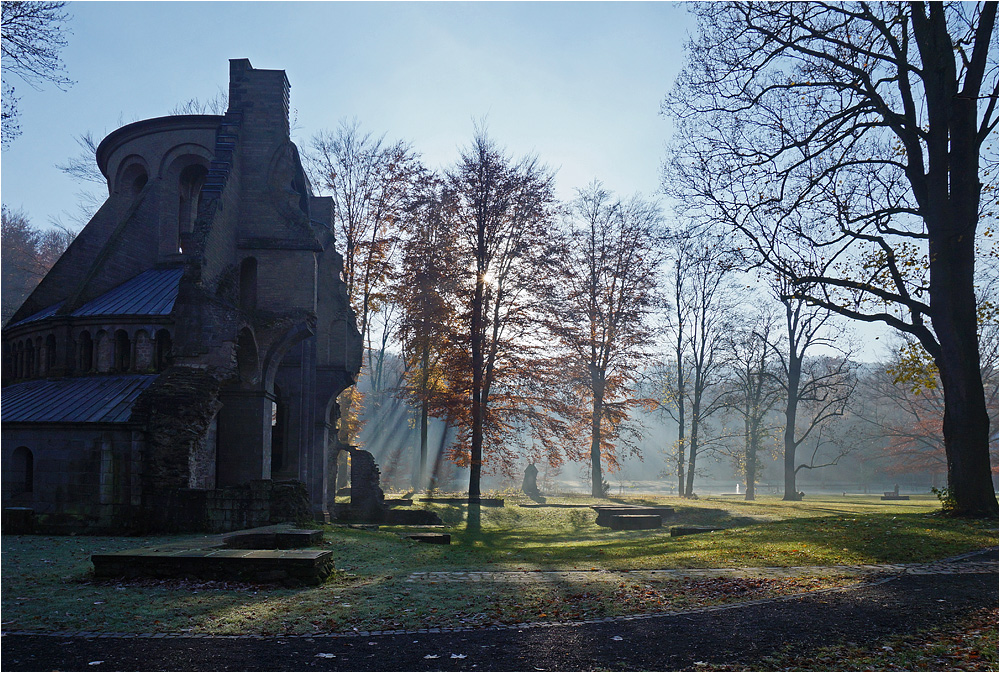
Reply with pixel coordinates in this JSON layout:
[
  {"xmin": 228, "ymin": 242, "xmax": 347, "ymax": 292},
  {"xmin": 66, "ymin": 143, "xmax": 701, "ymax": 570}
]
[
  {"xmin": 1, "ymin": 374, "xmax": 157, "ymax": 424},
  {"xmin": 8, "ymin": 268, "xmax": 183, "ymax": 328}
]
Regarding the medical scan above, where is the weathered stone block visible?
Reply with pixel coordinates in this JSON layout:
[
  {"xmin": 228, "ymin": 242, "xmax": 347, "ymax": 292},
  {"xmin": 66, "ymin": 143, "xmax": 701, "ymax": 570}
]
[{"xmin": 610, "ymin": 514, "xmax": 661, "ymax": 530}]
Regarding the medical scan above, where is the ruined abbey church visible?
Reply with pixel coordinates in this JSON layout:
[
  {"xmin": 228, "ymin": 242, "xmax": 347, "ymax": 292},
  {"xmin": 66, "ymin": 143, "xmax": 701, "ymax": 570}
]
[{"xmin": 2, "ymin": 60, "xmax": 363, "ymax": 532}]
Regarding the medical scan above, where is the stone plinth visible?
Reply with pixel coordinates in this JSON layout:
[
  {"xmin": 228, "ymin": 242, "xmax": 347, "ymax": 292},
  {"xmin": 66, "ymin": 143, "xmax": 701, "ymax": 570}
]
[
  {"xmin": 593, "ymin": 506, "xmax": 674, "ymax": 527},
  {"xmin": 610, "ymin": 514, "xmax": 662, "ymax": 530}
]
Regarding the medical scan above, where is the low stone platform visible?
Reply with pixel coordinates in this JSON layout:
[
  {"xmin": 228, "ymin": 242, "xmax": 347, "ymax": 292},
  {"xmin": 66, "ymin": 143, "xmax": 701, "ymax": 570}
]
[
  {"xmin": 223, "ymin": 529, "xmax": 323, "ymax": 549},
  {"xmin": 401, "ymin": 532, "xmax": 451, "ymax": 544},
  {"xmin": 416, "ymin": 497, "xmax": 505, "ymax": 507},
  {"xmin": 881, "ymin": 495, "xmax": 910, "ymax": 501},
  {"xmin": 91, "ymin": 525, "xmax": 334, "ymax": 585},
  {"xmin": 610, "ymin": 514, "xmax": 661, "ymax": 530},
  {"xmin": 593, "ymin": 505, "xmax": 675, "ymax": 527},
  {"xmin": 670, "ymin": 525, "xmax": 723, "ymax": 537}
]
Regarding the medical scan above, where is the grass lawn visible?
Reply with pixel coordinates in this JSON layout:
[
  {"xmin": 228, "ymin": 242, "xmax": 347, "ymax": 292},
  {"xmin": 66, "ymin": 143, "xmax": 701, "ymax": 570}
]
[{"xmin": 1, "ymin": 494, "xmax": 995, "ymax": 637}]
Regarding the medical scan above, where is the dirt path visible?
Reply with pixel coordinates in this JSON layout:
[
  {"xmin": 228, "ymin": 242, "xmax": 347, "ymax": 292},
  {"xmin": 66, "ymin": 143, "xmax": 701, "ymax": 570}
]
[{"xmin": 2, "ymin": 549, "xmax": 996, "ymax": 672}]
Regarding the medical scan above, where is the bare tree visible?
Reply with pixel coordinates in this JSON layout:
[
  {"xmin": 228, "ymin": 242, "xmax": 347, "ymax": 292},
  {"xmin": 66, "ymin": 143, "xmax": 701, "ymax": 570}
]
[
  {"xmin": 721, "ymin": 302, "xmax": 783, "ymax": 501},
  {"xmin": 548, "ymin": 181, "xmax": 665, "ymax": 497},
  {"xmin": 665, "ymin": 2, "xmax": 999, "ymax": 515},
  {"xmin": 1, "ymin": 0, "xmax": 73, "ymax": 147},
  {"xmin": 679, "ymin": 232, "xmax": 739, "ymax": 497},
  {"xmin": 306, "ymin": 119, "xmax": 424, "ymax": 443},
  {"xmin": 771, "ymin": 279, "xmax": 858, "ymax": 499},
  {"xmin": 647, "ymin": 234, "xmax": 697, "ymax": 495}
]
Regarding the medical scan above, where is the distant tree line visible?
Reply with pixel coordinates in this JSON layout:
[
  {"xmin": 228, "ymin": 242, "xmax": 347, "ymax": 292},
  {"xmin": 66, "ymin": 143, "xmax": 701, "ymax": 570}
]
[{"xmin": 4, "ymin": 1, "xmax": 995, "ymax": 516}]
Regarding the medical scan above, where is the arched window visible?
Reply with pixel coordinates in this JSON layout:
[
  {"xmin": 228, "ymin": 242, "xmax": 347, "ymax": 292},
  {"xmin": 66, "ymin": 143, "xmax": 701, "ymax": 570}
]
[
  {"xmin": 155, "ymin": 329, "xmax": 172, "ymax": 371},
  {"xmin": 118, "ymin": 162, "xmax": 149, "ymax": 198},
  {"xmin": 95, "ymin": 331, "xmax": 111, "ymax": 373},
  {"xmin": 239, "ymin": 257, "xmax": 258, "ymax": 314},
  {"xmin": 12, "ymin": 446, "xmax": 33, "ymax": 495},
  {"xmin": 114, "ymin": 329, "xmax": 131, "ymax": 372},
  {"xmin": 77, "ymin": 330, "xmax": 94, "ymax": 372},
  {"xmin": 45, "ymin": 334, "xmax": 56, "ymax": 376},
  {"xmin": 24, "ymin": 339, "xmax": 35, "ymax": 378},
  {"xmin": 178, "ymin": 163, "xmax": 208, "ymax": 251}
]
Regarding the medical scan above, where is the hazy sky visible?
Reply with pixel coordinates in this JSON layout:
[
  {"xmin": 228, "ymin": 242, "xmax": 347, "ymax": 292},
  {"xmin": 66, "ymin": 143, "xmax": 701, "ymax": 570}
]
[{"xmin": 2, "ymin": 1, "xmax": 692, "ymax": 226}]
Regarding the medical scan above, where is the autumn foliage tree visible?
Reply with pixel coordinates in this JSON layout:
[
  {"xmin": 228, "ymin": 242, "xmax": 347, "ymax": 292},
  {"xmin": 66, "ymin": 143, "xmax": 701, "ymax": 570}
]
[
  {"xmin": 395, "ymin": 176, "xmax": 464, "ymax": 489},
  {"xmin": 547, "ymin": 182, "xmax": 665, "ymax": 498},
  {"xmin": 445, "ymin": 130, "xmax": 576, "ymax": 501},
  {"xmin": 666, "ymin": 2, "xmax": 999, "ymax": 515},
  {"xmin": 2, "ymin": 206, "xmax": 74, "ymax": 325}
]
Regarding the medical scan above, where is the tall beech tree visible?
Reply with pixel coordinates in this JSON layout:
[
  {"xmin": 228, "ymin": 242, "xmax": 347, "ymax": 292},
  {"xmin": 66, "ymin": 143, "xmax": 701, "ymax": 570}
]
[
  {"xmin": 395, "ymin": 176, "xmax": 464, "ymax": 490},
  {"xmin": 446, "ymin": 130, "xmax": 572, "ymax": 502},
  {"xmin": 666, "ymin": 2, "xmax": 999, "ymax": 515},
  {"xmin": 548, "ymin": 182, "xmax": 665, "ymax": 498}
]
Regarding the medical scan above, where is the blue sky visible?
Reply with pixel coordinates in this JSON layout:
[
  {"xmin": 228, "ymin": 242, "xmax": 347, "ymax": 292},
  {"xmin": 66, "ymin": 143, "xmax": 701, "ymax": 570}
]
[{"xmin": 1, "ymin": 1, "xmax": 692, "ymax": 226}]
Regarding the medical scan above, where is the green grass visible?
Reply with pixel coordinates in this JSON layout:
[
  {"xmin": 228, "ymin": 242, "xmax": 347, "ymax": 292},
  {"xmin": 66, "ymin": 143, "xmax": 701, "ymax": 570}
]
[{"xmin": 1, "ymin": 494, "xmax": 995, "ymax": 636}]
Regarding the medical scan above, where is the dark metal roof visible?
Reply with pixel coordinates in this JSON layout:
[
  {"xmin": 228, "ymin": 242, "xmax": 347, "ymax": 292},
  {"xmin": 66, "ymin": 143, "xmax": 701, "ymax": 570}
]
[
  {"xmin": 8, "ymin": 268, "xmax": 183, "ymax": 328},
  {"xmin": 74, "ymin": 268, "xmax": 183, "ymax": 318},
  {"xmin": 8, "ymin": 301, "xmax": 64, "ymax": 327},
  {"xmin": 1, "ymin": 374, "xmax": 157, "ymax": 424}
]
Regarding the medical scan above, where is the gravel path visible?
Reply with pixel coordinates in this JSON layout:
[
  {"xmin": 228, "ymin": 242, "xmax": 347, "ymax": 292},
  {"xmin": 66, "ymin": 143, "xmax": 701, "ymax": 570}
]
[{"xmin": 2, "ymin": 548, "xmax": 996, "ymax": 672}]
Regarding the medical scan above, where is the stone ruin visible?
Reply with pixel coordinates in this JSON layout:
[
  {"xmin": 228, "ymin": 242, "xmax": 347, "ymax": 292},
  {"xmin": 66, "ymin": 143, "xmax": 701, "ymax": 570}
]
[{"xmin": 0, "ymin": 60, "xmax": 370, "ymax": 533}]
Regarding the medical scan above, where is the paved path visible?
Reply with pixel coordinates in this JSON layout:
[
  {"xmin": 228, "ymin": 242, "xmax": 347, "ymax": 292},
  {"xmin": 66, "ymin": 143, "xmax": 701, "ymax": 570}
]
[
  {"xmin": 405, "ymin": 554, "xmax": 997, "ymax": 584},
  {"xmin": 1, "ymin": 549, "xmax": 996, "ymax": 671}
]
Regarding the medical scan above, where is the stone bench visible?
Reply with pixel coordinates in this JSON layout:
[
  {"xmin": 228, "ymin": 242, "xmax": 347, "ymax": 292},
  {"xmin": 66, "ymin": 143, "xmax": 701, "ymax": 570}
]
[
  {"xmin": 610, "ymin": 514, "xmax": 661, "ymax": 530},
  {"xmin": 670, "ymin": 525, "xmax": 723, "ymax": 537},
  {"xmin": 593, "ymin": 506, "xmax": 675, "ymax": 527}
]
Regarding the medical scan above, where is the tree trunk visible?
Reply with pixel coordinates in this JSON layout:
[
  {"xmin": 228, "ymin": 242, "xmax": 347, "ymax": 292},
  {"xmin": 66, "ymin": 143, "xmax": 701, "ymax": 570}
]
[
  {"xmin": 676, "ymin": 356, "xmax": 686, "ymax": 496},
  {"xmin": 782, "ymin": 354, "xmax": 802, "ymax": 501},
  {"xmin": 469, "ymin": 273, "xmax": 484, "ymax": 503},
  {"xmin": 745, "ymin": 418, "xmax": 757, "ymax": 501},
  {"xmin": 928, "ymin": 213, "xmax": 997, "ymax": 515},
  {"xmin": 685, "ymin": 391, "xmax": 700, "ymax": 497},
  {"xmin": 591, "ymin": 374, "xmax": 605, "ymax": 498},
  {"xmin": 911, "ymin": 2, "xmax": 998, "ymax": 516},
  {"xmin": 418, "ymin": 343, "xmax": 429, "ymax": 491}
]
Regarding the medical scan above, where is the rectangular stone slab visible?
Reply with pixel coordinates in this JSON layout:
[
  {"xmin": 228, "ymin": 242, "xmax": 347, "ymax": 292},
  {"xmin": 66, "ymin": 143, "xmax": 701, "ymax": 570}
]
[
  {"xmin": 609, "ymin": 514, "xmax": 661, "ymax": 530},
  {"xmin": 593, "ymin": 506, "xmax": 675, "ymax": 527},
  {"xmin": 92, "ymin": 548, "xmax": 334, "ymax": 585}
]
